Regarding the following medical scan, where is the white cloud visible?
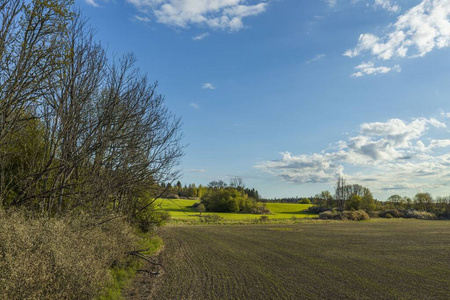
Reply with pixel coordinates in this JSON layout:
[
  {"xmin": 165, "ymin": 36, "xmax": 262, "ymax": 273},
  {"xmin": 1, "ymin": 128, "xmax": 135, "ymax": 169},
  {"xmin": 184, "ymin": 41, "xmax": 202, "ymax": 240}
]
[
  {"xmin": 345, "ymin": 0, "xmax": 450, "ymax": 60},
  {"xmin": 374, "ymin": 0, "xmax": 400, "ymax": 13},
  {"xmin": 190, "ymin": 102, "xmax": 200, "ymax": 109},
  {"xmin": 305, "ymin": 54, "xmax": 326, "ymax": 64},
  {"xmin": 351, "ymin": 61, "xmax": 400, "ymax": 77},
  {"xmin": 202, "ymin": 83, "xmax": 216, "ymax": 90},
  {"xmin": 256, "ymin": 151, "xmax": 345, "ymax": 184},
  {"xmin": 85, "ymin": 0, "xmax": 100, "ymax": 7},
  {"xmin": 187, "ymin": 169, "xmax": 206, "ymax": 173},
  {"xmin": 440, "ymin": 111, "xmax": 450, "ymax": 118},
  {"xmin": 257, "ymin": 116, "xmax": 450, "ymax": 193},
  {"xmin": 428, "ymin": 139, "xmax": 450, "ymax": 149},
  {"xmin": 327, "ymin": 0, "xmax": 338, "ymax": 8},
  {"xmin": 134, "ymin": 15, "xmax": 151, "ymax": 22},
  {"xmin": 193, "ymin": 32, "xmax": 210, "ymax": 40},
  {"xmin": 126, "ymin": 0, "xmax": 268, "ymax": 31}
]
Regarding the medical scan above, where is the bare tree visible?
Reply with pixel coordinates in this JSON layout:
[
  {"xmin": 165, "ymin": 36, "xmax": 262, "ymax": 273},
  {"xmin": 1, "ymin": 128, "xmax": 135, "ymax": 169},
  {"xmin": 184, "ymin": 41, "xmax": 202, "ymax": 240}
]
[
  {"xmin": 229, "ymin": 177, "xmax": 245, "ymax": 189},
  {"xmin": 335, "ymin": 176, "xmax": 348, "ymax": 211},
  {"xmin": 0, "ymin": 3, "xmax": 184, "ymax": 217},
  {"xmin": 0, "ymin": 0, "xmax": 73, "ymax": 204}
]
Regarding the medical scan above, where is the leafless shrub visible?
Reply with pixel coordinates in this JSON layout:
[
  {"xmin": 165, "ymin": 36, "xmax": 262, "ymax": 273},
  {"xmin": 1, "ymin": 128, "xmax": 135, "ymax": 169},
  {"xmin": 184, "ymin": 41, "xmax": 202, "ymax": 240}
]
[
  {"xmin": 319, "ymin": 210, "xmax": 369, "ymax": 221},
  {"xmin": 340, "ymin": 210, "xmax": 370, "ymax": 221},
  {"xmin": 200, "ymin": 214, "xmax": 223, "ymax": 223},
  {"xmin": 0, "ymin": 209, "xmax": 138, "ymax": 299},
  {"xmin": 404, "ymin": 210, "xmax": 437, "ymax": 220},
  {"xmin": 379, "ymin": 210, "xmax": 405, "ymax": 218},
  {"xmin": 319, "ymin": 211, "xmax": 340, "ymax": 220}
]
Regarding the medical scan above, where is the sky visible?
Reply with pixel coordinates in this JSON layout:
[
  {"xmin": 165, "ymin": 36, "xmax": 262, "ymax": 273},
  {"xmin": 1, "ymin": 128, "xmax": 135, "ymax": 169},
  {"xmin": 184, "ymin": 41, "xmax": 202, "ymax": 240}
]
[{"xmin": 79, "ymin": 0, "xmax": 450, "ymax": 200}]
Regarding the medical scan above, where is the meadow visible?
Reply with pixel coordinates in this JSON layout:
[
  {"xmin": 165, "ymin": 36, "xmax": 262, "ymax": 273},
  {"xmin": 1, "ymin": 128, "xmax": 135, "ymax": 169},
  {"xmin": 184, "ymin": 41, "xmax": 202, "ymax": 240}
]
[
  {"xmin": 142, "ymin": 219, "xmax": 450, "ymax": 300},
  {"xmin": 153, "ymin": 198, "xmax": 316, "ymax": 221}
]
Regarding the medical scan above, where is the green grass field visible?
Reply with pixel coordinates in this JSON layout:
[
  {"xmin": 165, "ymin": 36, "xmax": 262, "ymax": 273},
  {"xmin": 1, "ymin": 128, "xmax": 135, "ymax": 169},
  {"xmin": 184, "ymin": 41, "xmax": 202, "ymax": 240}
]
[
  {"xmin": 153, "ymin": 198, "xmax": 316, "ymax": 221},
  {"xmin": 143, "ymin": 219, "xmax": 450, "ymax": 300}
]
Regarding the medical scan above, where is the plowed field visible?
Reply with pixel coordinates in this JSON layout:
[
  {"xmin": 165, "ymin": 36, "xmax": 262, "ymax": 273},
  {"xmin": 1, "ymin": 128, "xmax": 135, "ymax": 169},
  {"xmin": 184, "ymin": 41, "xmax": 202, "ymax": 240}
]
[{"xmin": 133, "ymin": 220, "xmax": 450, "ymax": 300}]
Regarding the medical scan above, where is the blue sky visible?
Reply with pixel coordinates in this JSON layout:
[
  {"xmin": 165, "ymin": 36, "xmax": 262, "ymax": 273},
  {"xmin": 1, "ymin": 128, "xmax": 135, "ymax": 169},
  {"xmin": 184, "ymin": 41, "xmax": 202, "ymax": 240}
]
[{"xmin": 80, "ymin": 0, "xmax": 450, "ymax": 200}]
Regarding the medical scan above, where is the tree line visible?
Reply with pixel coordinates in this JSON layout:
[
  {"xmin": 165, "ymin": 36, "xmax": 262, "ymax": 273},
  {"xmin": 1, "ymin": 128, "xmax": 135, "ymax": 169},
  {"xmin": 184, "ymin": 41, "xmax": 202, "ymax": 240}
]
[
  {"xmin": 310, "ymin": 177, "xmax": 450, "ymax": 218},
  {"xmin": 0, "ymin": 1, "xmax": 183, "ymax": 225},
  {"xmin": 160, "ymin": 178, "xmax": 266, "ymax": 214}
]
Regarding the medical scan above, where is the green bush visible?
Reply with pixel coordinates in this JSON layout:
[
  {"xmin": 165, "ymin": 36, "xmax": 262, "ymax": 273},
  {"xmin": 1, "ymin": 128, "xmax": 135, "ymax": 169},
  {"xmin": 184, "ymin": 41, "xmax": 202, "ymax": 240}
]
[
  {"xmin": 131, "ymin": 196, "xmax": 171, "ymax": 232},
  {"xmin": 196, "ymin": 203, "xmax": 206, "ymax": 214},
  {"xmin": 201, "ymin": 189, "xmax": 257, "ymax": 213},
  {"xmin": 345, "ymin": 195, "xmax": 362, "ymax": 211},
  {"xmin": 299, "ymin": 198, "xmax": 311, "ymax": 204}
]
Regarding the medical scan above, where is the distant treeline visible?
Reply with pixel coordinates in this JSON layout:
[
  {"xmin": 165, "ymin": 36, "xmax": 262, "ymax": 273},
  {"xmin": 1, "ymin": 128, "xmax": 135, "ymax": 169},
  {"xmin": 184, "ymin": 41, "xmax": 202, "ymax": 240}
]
[
  {"xmin": 161, "ymin": 178, "xmax": 268, "ymax": 214},
  {"xmin": 307, "ymin": 177, "xmax": 450, "ymax": 219},
  {"xmin": 160, "ymin": 179, "xmax": 261, "ymax": 201}
]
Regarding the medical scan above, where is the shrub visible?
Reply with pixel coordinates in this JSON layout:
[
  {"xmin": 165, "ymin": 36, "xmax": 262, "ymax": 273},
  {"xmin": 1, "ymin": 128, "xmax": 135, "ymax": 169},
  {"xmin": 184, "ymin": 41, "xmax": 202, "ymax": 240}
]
[
  {"xmin": 307, "ymin": 206, "xmax": 333, "ymax": 214},
  {"xmin": 319, "ymin": 211, "xmax": 340, "ymax": 220},
  {"xmin": 368, "ymin": 211, "xmax": 380, "ymax": 218},
  {"xmin": 340, "ymin": 210, "xmax": 370, "ymax": 221},
  {"xmin": 319, "ymin": 210, "xmax": 369, "ymax": 221},
  {"xmin": 379, "ymin": 210, "xmax": 405, "ymax": 218},
  {"xmin": 200, "ymin": 214, "xmax": 223, "ymax": 223},
  {"xmin": 196, "ymin": 203, "xmax": 206, "ymax": 214},
  {"xmin": 379, "ymin": 209, "xmax": 438, "ymax": 220},
  {"xmin": 436, "ymin": 210, "xmax": 450, "ymax": 219},
  {"xmin": 404, "ymin": 210, "xmax": 437, "ymax": 220},
  {"xmin": 299, "ymin": 198, "xmax": 311, "ymax": 204},
  {"xmin": 0, "ymin": 209, "xmax": 139, "ymax": 300},
  {"xmin": 252, "ymin": 203, "xmax": 271, "ymax": 215},
  {"xmin": 345, "ymin": 195, "xmax": 362, "ymax": 211},
  {"xmin": 201, "ymin": 189, "xmax": 257, "ymax": 213},
  {"xmin": 259, "ymin": 215, "xmax": 270, "ymax": 222}
]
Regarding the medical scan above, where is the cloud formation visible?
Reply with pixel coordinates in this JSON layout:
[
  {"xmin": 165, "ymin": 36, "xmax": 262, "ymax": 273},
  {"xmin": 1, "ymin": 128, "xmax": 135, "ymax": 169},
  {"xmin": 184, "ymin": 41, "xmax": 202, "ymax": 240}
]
[
  {"xmin": 351, "ymin": 61, "xmax": 400, "ymax": 77},
  {"xmin": 126, "ymin": 0, "xmax": 269, "ymax": 31},
  {"xmin": 190, "ymin": 102, "xmax": 200, "ymax": 109},
  {"xmin": 202, "ymin": 82, "xmax": 216, "ymax": 90},
  {"xmin": 305, "ymin": 54, "xmax": 326, "ymax": 64},
  {"xmin": 345, "ymin": 0, "xmax": 450, "ymax": 60},
  {"xmin": 327, "ymin": 0, "xmax": 337, "ymax": 8},
  {"xmin": 85, "ymin": 0, "xmax": 100, "ymax": 7},
  {"xmin": 193, "ymin": 32, "xmax": 210, "ymax": 40},
  {"xmin": 134, "ymin": 15, "xmax": 151, "ymax": 23},
  {"xmin": 257, "ymin": 116, "xmax": 450, "ymax": 193},
  {"xmin": 374, "ymin": 0, "xmax": 400, "ymax": 13}
]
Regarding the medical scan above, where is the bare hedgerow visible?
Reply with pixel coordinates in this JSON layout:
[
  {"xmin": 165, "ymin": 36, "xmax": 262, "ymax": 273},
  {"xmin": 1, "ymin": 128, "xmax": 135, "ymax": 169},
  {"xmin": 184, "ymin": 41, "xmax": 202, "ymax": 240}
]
[
  {"xmin": 319, "ymin": 210, "xmax": 369, "ymax": 221},
  {"xmin": 404, "ymin": 210, "xmax": 437, "ymax": 220},
  {"xmin": 340, "ymin": 210, "xmax": 370, "ymax": 221},
  {"xmin": 0, "ymin": 209, "xmax": 138, "ymax": 300}
]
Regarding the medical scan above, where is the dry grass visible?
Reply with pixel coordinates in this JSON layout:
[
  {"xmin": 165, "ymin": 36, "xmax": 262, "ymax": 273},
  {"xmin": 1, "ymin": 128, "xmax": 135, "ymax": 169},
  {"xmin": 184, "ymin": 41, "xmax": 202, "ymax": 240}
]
[{"xmin": 0, "ymin": 209, "xmax": 139, "ymax": 300}]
